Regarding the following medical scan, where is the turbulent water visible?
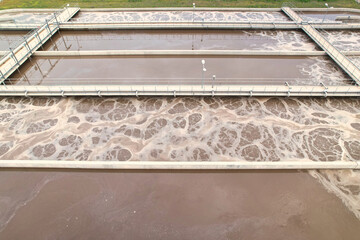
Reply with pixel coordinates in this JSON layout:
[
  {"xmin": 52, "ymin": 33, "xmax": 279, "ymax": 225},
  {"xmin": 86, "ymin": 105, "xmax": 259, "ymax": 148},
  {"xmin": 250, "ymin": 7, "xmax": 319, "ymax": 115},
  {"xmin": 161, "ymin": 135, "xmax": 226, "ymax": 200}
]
[
  {"xmin": 0, "ymin": 12, "xmax": 52, "ymax": 24},
  {"xmin": 319, "ymin": 30, "xmax": 360, "ymax": 69},
  {"xmin": 0, "ymin": 97, "xmax": 359, "ymax": 162},
  {"xmin": 71, "ymin": 11, "xmax": 290, "ymax": 23},
  {"xmin": 252, "ymin": 30, "xmax": 317, "ymax": 51},
  {"xmin": 296, "ymin": 56, "xmax": 350, "ymax": 85},
  {"xmin": 310, "ymin": 170, "xmax": 360, "ymax": 219},
  {"xmin": 322, "ymin": 30, "xmax": 360, "ymax": 51}
]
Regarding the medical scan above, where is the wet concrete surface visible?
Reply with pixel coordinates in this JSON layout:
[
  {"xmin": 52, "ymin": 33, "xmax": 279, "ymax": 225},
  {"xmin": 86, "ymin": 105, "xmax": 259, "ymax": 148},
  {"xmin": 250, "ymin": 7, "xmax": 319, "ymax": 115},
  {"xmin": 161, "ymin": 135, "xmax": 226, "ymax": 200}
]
[
  {"xmin": 0, "ymin": 31, "xmax": 28, "ymax": 51},
  {"xmin": 0, "ymin": 170, "xmax": 359, "ymax": 240},
  {"xmin": 42, "ymin": 29, "xmax": 318, "ymax": 51},
  {"xmin": 8, "ymin": 56, "xmax": 350, "ymax": 86}
]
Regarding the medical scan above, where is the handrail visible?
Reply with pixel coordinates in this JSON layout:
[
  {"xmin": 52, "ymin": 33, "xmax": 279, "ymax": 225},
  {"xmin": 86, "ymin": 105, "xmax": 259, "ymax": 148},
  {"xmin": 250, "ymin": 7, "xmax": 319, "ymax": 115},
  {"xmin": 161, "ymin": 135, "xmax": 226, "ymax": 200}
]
[{"xmin": 65, "ymin": 20, "xmax": 295, "ymax": 25}]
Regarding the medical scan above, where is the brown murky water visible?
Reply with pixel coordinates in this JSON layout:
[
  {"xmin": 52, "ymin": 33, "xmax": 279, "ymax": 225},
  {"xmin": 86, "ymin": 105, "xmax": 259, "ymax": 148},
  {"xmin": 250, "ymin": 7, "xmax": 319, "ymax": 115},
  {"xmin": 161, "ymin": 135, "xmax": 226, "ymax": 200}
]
[
  {"xmin": 0, "ymin": 170, "xmax": 360, "ymax": 240},
  {"xmin": 8, "ymin": 56, "xmax": 351, "ymax": 85},
  {"xmin": 42, "ymin": 29, "xmax": 318, "ymax": 51},
  {"xmin": 0, "ymin": 31, "xmax": 27, "ymax": 51}
]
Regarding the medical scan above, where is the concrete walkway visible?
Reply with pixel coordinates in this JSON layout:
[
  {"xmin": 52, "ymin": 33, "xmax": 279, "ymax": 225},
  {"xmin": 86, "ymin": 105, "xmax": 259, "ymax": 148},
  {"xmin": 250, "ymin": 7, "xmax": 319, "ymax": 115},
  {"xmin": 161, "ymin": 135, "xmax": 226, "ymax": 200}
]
[
  {"xmin": 0, "ymin": 160, "xmax": 358, "ymax": 170},
  {"xmin": 4, "ymin": 50, "xmax": 360, "ymax": 57},
  {"xmin": 1, "ymin": 21, "xmax": 360, "ymax": 31},
  {"xmin": 0, "ymin": 85, "xmax": 358, "ymax": 97},
  {"xmin": 59, "ymin": 21, "xmax": 299, "ymax": 30},
  {"xmin": 27, "ymin": 50, "xmax": 329, "ymax": 57}
]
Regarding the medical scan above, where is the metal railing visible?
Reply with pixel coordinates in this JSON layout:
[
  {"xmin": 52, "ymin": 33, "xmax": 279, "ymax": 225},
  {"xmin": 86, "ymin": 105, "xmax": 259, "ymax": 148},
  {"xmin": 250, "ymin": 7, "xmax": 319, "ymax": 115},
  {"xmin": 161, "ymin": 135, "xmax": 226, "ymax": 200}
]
[
  {"xmin": 66, "ymin": 19, "xmax": 294, "ymax": 24},
  {"xmin": 0, "ymin": 84, "xmax": 359, "ymax": 98},
  {"xmin": 37, "ymin": 31, "xmax": 304, "ymax": 44},
  {"xmin": 61, "ymin": 20, "xmax": 298, "ymax": 31}
]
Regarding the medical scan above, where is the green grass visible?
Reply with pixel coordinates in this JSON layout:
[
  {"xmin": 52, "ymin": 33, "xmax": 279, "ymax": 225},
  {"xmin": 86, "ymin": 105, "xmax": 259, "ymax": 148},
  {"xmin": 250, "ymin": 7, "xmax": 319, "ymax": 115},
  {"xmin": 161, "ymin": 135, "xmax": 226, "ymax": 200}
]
[{"xmin": 0, "ymin": 0, "xmax": 359, "ymax": 9}]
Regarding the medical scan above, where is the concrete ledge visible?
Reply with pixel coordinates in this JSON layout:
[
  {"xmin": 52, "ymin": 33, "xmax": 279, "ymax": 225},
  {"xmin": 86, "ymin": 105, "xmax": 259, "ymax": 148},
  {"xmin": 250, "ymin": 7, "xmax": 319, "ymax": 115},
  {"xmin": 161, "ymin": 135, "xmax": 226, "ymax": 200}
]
[
  {"xmin": 0, "ymin": 9, "xmax": 58, "ymax": 14},
  {"xmin": 80, "ymin": 8, "xmax": 283, "ymax": 12},
  {"xmin": 0, "ymin": 24, "xmax": 42, "ymax": 30},
  {"xmin": 0, "ymin": 85, "xmax": 358, "ymax": 97},
  {"xmin": 312, "ymin": 24, "xmax": 360, "ymax": 30},
  {"xmin": 0, "ymin": 160, "xmax": 358, "ymax": 170},
  {"xmin": 294, "ymin": 8, "xmax": 360, "ymax": 13},
  {"xmin": 2, "ymin": 7, "xmax": 360, "ymax": 13},
  {"xmin": 32, "ymin": 50, "xmax": 327, "ymax": 57},
  {"xmin": 59, "ymin": 22, "xmax": 297, "ymax": 30},
  {"xmin": 3, "ymin": 22, "xmax": 360, "ymax": 31},
  {"xmin": 59, "ymin": 22, "xmax": 360, "ymax": 30},
  {"xmin": 31, "ymin": 50, "xmax": 360, "ymax": 56},
  {"xmin": 0, "ymin": 22, "xmax": 299, "ymax": 30},
  {"xmin": 4, "ymin": 50, "xmax": 360, "ymax": 57},
  {"xmin": 0, "ymin": 7, "xmax": 359, "ymax": 14}
]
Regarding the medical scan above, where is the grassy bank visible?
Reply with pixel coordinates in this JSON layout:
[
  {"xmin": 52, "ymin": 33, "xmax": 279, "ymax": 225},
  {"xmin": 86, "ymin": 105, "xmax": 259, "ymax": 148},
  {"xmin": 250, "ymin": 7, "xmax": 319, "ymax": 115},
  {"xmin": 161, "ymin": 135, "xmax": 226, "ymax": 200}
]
[{"xmin": 0, "ymin": 0, "xmax": 359, "ymax": 9}]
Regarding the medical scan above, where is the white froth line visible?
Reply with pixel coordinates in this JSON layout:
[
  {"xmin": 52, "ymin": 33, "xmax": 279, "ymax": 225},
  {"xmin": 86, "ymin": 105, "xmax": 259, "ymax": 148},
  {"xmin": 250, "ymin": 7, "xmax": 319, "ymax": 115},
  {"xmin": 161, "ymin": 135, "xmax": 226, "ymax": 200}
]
[{"xmin": 0, "ymin": 160, "xmax": 358, "ymax": 170}]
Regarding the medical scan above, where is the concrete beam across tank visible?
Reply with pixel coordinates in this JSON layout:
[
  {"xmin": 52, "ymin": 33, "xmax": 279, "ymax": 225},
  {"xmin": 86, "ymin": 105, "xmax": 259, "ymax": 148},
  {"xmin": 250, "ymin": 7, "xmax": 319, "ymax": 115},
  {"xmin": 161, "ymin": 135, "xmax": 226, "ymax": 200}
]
[
  {"xmin": 0, "ymin": 85, "xmax": 359, "ymax": 97},
  {"xmin": 28, "ymin": 50, "xmax": 329, "ymax": 57},
  {"xmin": 0, "ymin": 160, "xmax": 358, "ymax": 170},
  {"xmin": 2, "ymin": 22, "xmax": 360, "ymax": 31},
  {"xmin": 3, "ymin": 50, "xmax": 360, "ymax": 57}
]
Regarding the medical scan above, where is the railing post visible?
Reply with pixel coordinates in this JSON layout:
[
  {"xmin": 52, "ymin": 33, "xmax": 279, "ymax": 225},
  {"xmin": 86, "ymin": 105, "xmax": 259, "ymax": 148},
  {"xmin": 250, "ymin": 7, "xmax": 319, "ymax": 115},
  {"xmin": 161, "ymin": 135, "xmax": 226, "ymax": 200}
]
[
  {"xmin": 45, "ymin": 19, "xmax": 51, "ymax": 33},
  {"xmin": 0, "ymin": 70, "xmax": 5, "ymax": 85},
  {"xmin": 9, "ymin": 48, "xmax": 19, "ymax": 66},
  {"xmin": 22, "ymin": 37, "xmax": 31, "ymax": 52},
  {"xmin": 54, "ymin": 13, "xmax": 59, "ymax": 26},
  {"xmin": 212, "ymin": 75, "xmax": 216, "ymax": 88},
  {"xmin": 36, "ymin": 31, "xmax": 42, "ymax": 43}
]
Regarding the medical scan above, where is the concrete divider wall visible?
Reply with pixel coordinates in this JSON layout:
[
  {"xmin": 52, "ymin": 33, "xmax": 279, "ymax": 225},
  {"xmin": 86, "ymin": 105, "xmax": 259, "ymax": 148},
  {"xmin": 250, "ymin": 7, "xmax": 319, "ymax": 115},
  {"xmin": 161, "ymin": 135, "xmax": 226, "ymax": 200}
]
[
  {"xmin": 0, "ymin": 160, "xmax": 358, "ymax": 170},
  {"xmin": 1, "ymin": 85, "xmax": 359, "ymax": 97}
]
